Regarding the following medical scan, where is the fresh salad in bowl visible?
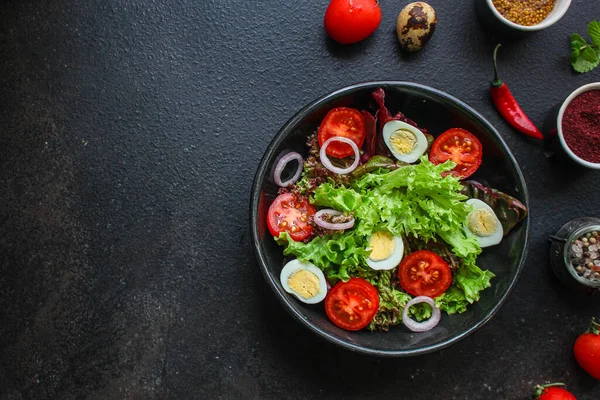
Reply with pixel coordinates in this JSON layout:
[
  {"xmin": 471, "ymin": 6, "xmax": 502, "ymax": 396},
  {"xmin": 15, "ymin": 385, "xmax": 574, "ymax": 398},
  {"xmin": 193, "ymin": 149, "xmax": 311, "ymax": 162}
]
[{"xmin": 267, "ymin": 88, "xmax": 528, "ymax": 333}]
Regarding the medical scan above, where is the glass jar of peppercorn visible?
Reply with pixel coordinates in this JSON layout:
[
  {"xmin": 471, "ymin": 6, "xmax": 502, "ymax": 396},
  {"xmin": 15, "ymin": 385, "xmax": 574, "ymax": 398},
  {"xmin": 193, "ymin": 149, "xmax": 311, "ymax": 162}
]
[{"xmin": 549, "ymin": 218, "xmax": 600, "ymax": 293}]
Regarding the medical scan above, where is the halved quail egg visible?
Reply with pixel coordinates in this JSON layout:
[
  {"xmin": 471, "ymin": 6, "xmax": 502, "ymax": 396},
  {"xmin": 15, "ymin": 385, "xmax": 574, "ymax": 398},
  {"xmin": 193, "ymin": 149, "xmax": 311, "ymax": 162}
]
[
  {"xmin": 366, "ymin": 231, "xmax": 405, "ymax": 270},
  {"xmin": 280, "ymin": 259, "xmax": 328, "ymax": 304},
  {"xmin": 464, "ymin": 199, "xmax": 503, "ymax": 247},
  {"xmin": 382, "ymin": 120, "xmax": 428, "ymax": 163}
]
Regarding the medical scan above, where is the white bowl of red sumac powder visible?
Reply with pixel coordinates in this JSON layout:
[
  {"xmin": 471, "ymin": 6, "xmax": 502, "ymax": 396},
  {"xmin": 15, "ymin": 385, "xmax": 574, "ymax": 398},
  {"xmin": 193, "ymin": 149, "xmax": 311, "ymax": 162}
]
[{"xmin": 557, "ymin": 82, "xmax": 600, "ymax": 169}]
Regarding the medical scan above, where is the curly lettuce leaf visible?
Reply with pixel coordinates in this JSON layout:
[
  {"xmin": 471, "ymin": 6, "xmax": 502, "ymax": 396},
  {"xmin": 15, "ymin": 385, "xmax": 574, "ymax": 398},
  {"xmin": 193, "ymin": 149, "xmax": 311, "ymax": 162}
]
[
  {"xmin": 435, "ymin": 263, "xmax": 494, "ymax": 314},
  {"xmin": 454, "ymin": 261, "xmax": 495, "ymax": 303},
  {"xmin": 275, "ymin": 232, "xmax": 370, "ymax": 282},
  {"xmin": 311, "ymin": 182, "xmax": 362, "ymax": 213},
  {"xmin": 435, "ymin": 285, "xmax": 470, "ymax": 314},
  {"xmin": 408, "ymin": 303, "xmax": 433, "ymax": 322}
]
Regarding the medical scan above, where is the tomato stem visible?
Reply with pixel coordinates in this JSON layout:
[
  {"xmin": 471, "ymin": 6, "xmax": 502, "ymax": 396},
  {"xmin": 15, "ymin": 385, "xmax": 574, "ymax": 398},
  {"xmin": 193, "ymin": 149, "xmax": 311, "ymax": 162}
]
[
  {"xmin": 492, "ymin": 44, "xmax": 503, "ymax": 88},
  {"xmin": 532, "ymin": 383, "xmax": 566, "ymax": 399},
  {"xmin": 587, "ymin": 317, "xmax": 600, "ymax": 335}
]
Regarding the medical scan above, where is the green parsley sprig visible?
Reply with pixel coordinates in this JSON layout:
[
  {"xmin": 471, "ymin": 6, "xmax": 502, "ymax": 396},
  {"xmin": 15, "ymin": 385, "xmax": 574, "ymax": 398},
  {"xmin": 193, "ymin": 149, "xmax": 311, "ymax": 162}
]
[{"xmin": 570, "ymin": 21, "xmax": 600, "ymax": 73}]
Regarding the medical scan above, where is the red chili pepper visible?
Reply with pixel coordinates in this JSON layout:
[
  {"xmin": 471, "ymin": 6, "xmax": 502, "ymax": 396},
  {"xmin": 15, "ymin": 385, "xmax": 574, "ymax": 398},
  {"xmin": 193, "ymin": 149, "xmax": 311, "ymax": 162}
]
[{"xmin": 490, "ymin": 44, "xmax": 544, "ymax": 140}]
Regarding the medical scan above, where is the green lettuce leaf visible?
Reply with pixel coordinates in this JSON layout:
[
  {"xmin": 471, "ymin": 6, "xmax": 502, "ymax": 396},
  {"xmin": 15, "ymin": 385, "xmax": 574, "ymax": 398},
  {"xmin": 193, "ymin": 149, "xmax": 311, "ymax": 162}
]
[
  {"xmin": 275, "ymin": 232, "xmax": 370, "ymax": 282},
  {"xmin": 435, "ymin": 285, "xmax": 470, "ymax": 314},
  {"xmin": 408, "ymin": 302, "xmax": 433, "ymax": 321},
  {"xmin": 453, "ymin": 261, "xmax": 495, "ymax": 303},
  {"xmin": 311, "ymin": 182, "xmax": 362, "ymax": 212}
]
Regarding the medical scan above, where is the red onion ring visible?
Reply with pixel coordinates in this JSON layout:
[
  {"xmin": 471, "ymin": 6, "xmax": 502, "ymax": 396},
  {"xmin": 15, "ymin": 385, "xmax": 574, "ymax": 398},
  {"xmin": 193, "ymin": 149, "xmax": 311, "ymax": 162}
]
[
  {"xmin": 314, "ymin": 209, "xmax": 355, "ymax": 231},
  {"xmin": 273, "ymin": 151, "xmax": 303, "ymax": 187},
  {"xmin": 319, "ymin": 137, "xmax": 360, "ymax": 175},
  {"xmin": 402, "ymin": 296, "xmax": 441, "ymax": 333}
]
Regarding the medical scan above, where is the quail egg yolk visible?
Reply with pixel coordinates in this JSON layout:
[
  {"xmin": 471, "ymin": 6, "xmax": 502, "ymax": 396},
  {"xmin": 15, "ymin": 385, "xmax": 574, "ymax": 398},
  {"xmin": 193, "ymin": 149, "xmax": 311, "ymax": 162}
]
[
  {"xmin": 369, "ymin": 231, "xmax": 396, "ymax": 261},
  {"xmin": 287, "ymin": 270, "xmax": 320, "ymax": 299},
  {"xmin": 467, "ymin": 209, "xmax": 498, "ymax": 237},
  {"xmin": 389, "ymin": 129, "xmax": 417, "ymax": 155}
]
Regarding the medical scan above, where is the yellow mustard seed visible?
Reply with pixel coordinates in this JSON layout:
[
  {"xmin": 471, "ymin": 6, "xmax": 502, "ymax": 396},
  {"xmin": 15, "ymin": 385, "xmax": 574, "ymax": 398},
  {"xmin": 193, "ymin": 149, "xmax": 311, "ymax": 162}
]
[{"xmin": 492, "ymin": 0, "xmax": 555, "ymax": 26}]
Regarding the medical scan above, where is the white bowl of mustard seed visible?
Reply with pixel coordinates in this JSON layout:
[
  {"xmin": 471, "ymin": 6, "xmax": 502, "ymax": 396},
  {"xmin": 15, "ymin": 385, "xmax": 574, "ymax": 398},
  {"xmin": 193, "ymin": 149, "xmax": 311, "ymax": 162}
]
[{"xmin": 478, "ymin": 0, "xmax": 571, "ymax": 33}]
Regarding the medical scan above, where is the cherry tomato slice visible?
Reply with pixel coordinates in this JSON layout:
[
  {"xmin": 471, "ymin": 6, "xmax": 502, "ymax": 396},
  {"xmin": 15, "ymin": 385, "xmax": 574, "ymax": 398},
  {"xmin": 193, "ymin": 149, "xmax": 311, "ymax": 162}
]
[
  {"xmin": 324, "ymin": 278, "xmax": 379, "ymax": 331},
  {"xmin": 267, "ymin": 192, "xmax": 315, "ymax": 241},
  {"xmin": 317, "ymin": 107, "xmax": 366, "ymax": 159},
  {"xmin": 429, "ymin": 128, "xmax": 483, "ymax": 179},
  {"xmin": 398, "ymin": 250, "xmax": 452, "ymax": 298}
]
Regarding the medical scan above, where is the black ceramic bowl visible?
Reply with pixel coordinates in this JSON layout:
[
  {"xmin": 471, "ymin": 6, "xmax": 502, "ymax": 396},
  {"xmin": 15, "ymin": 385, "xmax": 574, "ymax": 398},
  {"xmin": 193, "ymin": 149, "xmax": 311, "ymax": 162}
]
[{"xmin": 250, "ymin": 82, "xmax": 529, "ymax": 357}]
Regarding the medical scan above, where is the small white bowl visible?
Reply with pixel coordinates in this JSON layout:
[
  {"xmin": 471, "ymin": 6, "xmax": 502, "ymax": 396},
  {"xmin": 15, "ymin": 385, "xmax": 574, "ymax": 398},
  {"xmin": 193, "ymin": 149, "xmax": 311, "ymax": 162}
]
[
  {"xmin": 483, "ymin": 0, "xmax": 571, "ymax": 32},
  {"xmin": 557, "ymin": 82, "xmax": 600, "ymax": 169}
]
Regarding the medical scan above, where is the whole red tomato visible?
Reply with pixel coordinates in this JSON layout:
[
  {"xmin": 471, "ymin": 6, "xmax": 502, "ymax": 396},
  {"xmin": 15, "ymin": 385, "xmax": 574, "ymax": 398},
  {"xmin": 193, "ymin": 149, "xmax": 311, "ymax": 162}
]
[
  {"xmin": 574, "ymin": 318, "xmax": 600, "ymax": 379},
  {"xmin": 324, "ymin": 0, "xmax": 381, "ymax": 44},
  {"xmin": 533, "ymin": 384, "xmax": 576, "ymax": 400}
]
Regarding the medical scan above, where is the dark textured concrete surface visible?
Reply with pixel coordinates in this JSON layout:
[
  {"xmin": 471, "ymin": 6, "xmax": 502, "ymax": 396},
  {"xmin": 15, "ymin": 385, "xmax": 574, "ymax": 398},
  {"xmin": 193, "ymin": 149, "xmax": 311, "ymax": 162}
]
[{"xmin": 1, "ymin": 1, "xmax": 599, "ymax": 399}]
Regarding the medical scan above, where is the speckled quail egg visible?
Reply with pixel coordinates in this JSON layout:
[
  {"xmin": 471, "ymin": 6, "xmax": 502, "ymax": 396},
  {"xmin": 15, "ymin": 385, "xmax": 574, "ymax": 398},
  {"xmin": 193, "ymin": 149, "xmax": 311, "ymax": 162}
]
[
  {"xmin": 382, "ymin": 120, "xmax": 428, "ymax": 163},
  {"xmin": 366, "ymin": 231, "xmax": 405, "ymax": 270},
  {"xmin": 280, "ymin": 259, "xmax": 328, "ymax": 304},
  {"xmin": 464, "ymin": 199, "xmax": 504, "ymax": 248},
  {"xmin": 396, "ymin": 2, "xmax": 437, "ymax": 52}
]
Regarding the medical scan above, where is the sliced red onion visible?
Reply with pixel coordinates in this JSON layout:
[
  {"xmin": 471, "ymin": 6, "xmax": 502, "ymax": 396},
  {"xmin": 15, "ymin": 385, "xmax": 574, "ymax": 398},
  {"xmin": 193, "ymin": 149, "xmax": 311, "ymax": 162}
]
[
  {"xmin": 402, "ymin": 296, "xmax": 441, "ymax": 333},
  {"xmin": 273, "ymin": 151, "xmax": 303, "ymax": 187},
  {"xmin": 314, "ymin": 209, "xmax": 355, "ymax": 231},
  {"xmin": 319, "ymin": 137, "xmax": 360, "ymax": 175}
]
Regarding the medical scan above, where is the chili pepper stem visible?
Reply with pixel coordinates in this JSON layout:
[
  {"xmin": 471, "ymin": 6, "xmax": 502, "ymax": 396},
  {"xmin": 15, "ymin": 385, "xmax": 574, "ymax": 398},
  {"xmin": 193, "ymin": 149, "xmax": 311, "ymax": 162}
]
[
  {"xmin": 532, "ymin": 383, "xmax": 566, "ymax": 398},
  {"xmin": 492, "ymin": 44, "xmax": 503, "ymax": 88}
]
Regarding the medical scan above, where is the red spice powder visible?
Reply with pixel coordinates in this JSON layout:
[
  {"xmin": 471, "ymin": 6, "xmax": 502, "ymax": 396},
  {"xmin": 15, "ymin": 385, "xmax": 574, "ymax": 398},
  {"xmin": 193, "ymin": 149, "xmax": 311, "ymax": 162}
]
[{"xmin": 562, "ymin": 89, "xmax": 600, "ymax": 163}]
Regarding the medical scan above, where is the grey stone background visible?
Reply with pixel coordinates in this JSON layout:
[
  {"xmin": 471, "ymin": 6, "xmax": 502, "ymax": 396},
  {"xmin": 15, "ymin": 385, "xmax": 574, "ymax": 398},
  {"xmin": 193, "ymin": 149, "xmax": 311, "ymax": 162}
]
[{"xmin": 1, "ymin": 1, "xmax": 599, "ymax": 399}]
